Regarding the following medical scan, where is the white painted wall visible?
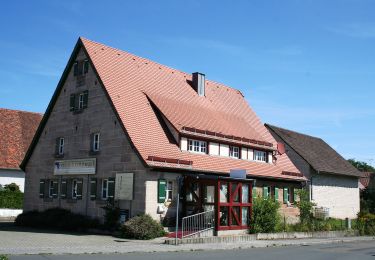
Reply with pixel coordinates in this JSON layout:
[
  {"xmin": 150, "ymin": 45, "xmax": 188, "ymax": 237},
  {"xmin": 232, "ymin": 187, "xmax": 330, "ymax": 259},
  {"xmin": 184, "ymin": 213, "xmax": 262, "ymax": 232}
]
[
  {"xmin": 241, "ymin": 148, "xmax": 248, "ymax": 160},
  {"xmin": 209, "ymin": 142, "xmax": 219, "ymax": 156},
  {"xmin": 0, "ymin": 209, "xmax": 23, "ymax": 218},
  {"xmin": 0, "ymin": 169, "xmax": 25, "ymax": 192},
  {"xmin": 180, "ymin": 137, "xmax": 187, "ymax": 151},
  {"xmin": 311, "ymin": 173, "xmax": 359, "ymax": 219},
  {"xmin": 220, "ymin": 144, "xmax": 229, "ymax": 157}
]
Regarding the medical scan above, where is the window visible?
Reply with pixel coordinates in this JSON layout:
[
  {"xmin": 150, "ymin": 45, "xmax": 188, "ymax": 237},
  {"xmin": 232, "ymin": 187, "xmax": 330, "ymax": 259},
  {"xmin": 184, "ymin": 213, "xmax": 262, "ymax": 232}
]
[
  {"xmin": 70, "ymin": 90, "xmax": 88, "ymax": 112},
  {"xmin": 263, "ymin": 186, "xmax": 271, "ymax": 199},
  {"xmin": 49, "ymin": 180, "xmax": 57, "ymax": 198},
  {"xmin": 283, "ymin": 187, "xmax": 295, "ymax": 204},
  {"xmin": 166, "ymin": 181, "xmax": 173, "ymax": 201},
  {"xmin": 58, "ymin": 138, "xmax": 64, "ymax": 155},
  {"xmin": 254, "ymin": 150, "xmax": 267, "ymax": 162},
  {"xmin": 72, "ymin": 179, "xmax": 83, "ymax": 200},
  {"xmin": 229, "ymin": 146, "xmax": 239, "ymax": 158},
  {"xmin": 102, "ymin": 179, "xmax": 109, "ymax": 199},
  {"xmin": 78, "ymin": 93, "xmax": 84, "ymax": 109},
  {"xmin": 92, "ymin": 133, "xmax": 100, "ymax": 152},
  {"xmin": 187, "ymin": 139, "xmax": 207, "ymax": 153},
  {"xmin": 73, "ymin": 60, "xmax": 89, "ymax": 76}
]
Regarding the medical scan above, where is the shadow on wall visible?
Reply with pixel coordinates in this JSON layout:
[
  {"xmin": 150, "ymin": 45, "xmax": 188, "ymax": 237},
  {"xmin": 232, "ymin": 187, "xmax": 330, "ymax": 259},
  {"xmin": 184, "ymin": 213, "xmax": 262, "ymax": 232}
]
[{"xmin": 313, "ymin": 173, "xmax": 358, "ymax": 189}]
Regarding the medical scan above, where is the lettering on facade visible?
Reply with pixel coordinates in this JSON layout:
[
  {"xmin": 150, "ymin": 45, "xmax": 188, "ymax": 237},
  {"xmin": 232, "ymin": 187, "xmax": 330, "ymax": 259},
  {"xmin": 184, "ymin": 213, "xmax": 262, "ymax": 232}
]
[{"xmin": 54, "ymin": 158, "xmax": 96, "ymax": 175}]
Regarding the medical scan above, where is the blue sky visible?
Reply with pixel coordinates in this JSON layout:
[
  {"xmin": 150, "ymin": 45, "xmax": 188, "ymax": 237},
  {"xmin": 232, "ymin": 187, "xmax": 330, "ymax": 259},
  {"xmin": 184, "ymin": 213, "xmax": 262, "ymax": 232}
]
[{"xmin": 0, "ymin": 0, "xmax": 374, "ymax": 165}]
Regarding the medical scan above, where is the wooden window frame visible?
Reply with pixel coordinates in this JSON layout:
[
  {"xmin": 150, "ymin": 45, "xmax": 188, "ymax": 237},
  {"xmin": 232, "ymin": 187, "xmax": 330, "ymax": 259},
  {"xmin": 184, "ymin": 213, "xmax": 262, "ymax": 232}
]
[
  {"xmin": 253, "ymin": 150, "xmax": 267, "ymax": 162},
  {"xmin": 187, "ymin": 139, "xmax": 207, "ymax": 154},
  {"xmin": 92, "ymin": 133, "xmax": 100, "ymax": 152},
  {"xmin": 58, "ymin": 137, "xmax": 64, "ymax": 155},
  {"xmin": 229, "ymin": 146, "xmax": 240, "ymax": 159}
]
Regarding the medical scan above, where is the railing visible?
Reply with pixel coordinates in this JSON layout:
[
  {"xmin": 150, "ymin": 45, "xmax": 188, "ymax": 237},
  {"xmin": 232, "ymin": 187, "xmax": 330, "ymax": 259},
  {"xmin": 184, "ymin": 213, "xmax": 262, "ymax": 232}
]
[{"xmin": 181, "ymin": 210, "xmax": 215, "ymax": 238}]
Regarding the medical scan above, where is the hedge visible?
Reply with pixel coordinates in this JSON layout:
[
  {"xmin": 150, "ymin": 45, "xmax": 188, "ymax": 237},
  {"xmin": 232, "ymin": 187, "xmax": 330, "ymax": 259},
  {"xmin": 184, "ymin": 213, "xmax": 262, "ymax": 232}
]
[
  {"xmin": 0, "ymin": 190, "xmax": 23, "ymax": 209},
  {"xmin": 120, "ymin": 214, "xmax": 166, "ymax": 240},
  {"xmin": 15, "ymin": 208, "xmax": 100, "ymax": 231}
]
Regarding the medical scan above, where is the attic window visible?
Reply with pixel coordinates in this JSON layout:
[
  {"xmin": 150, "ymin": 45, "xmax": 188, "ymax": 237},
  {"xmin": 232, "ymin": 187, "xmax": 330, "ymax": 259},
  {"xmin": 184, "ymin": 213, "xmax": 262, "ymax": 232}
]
[
  {"xmin": 229, "ymin": 146, "xmax": 239, "ymax": 159},
  {"xmin": 73, "ymin": 60, "xmax": 89, "ymax": 76},
  {"xmin": 254, "ymin": 150, "xmax": 267, "ymax": 162}
]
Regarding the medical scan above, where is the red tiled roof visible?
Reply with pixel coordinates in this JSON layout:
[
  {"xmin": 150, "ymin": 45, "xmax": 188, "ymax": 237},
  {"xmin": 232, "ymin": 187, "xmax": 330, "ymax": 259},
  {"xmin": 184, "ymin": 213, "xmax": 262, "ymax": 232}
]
[
  {"xmin": 360, "ymin": 172, "xmax": 374, "ymax": 189},
  {"xmin": 0, "ymin": 108, "xmax": 42, "ymax": 170},
  {"xmin": 80, "ymin": 38, "xmax": 305, "ymax": 181}
]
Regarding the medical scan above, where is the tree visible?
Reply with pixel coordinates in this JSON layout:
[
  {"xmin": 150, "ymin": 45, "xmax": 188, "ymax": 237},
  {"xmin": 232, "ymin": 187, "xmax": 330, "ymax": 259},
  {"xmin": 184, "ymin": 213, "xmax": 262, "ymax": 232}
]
[
  {"xmin": 4, "ymin": 183, "xmax": 20, "ymax": 192},
  {"xmin": 348, "ymin": 159, "xmax": 375, "ymax": 172}
]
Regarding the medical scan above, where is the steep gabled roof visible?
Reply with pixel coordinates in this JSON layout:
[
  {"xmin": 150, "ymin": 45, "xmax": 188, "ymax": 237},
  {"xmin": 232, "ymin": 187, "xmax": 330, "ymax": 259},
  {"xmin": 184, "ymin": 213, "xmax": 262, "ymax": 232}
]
[
  {"xmin": 266, "ymin": 124, "xmax": 363, "ymax": 178},
  {"xmin": 0, "ymin": 108, "xmax": 42, "ymax": 170},
  {"xmin": 21, "ymin": 37, "xmax": 305, "ymax": 181}
]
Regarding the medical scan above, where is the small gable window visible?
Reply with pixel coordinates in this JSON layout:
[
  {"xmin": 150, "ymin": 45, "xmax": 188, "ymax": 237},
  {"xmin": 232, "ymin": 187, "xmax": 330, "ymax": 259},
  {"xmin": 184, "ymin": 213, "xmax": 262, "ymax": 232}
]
[
  {"xmin": 229, "ymin": 146, "xmax": 239, "ymax": 158},
  {"xmin": 55, "ymin": 137, "xmax": 64, "ymax": 156},
  {"xmin": 187, "ymin": 139, "xmax": 207, "ymax": 154},
  {"xmin": 73, "ymin": 60, "xmax": 89, "ymax": 76},
  {"xmin": 92, "ymin": 133, "xmax": 100, "ymax": 152},
  {"xmin": 70, "ymin": 90, "xmax": 88, "ymax": 112}
]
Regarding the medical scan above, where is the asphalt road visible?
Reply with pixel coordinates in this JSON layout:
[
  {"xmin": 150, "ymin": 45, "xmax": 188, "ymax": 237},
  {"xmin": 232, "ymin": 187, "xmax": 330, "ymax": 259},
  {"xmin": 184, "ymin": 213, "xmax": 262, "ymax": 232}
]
[{"xmin": 8, "ymin": 241, "xmax": 375, "ymax": 260}]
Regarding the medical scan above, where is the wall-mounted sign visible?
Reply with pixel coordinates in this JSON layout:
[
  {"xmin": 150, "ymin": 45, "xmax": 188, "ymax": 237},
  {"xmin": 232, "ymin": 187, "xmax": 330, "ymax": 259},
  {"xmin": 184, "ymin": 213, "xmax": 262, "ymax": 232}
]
[
  {"xmin": 230, "ymin": 169, "xmax": 247, "ymax": 179},
  {"xmin": 115, "ymin": 173, "xmax": 134, "ymax": 200},
  {"xmin": 54, "ymin": 158, "xmax": 96, "ymax": 175}
]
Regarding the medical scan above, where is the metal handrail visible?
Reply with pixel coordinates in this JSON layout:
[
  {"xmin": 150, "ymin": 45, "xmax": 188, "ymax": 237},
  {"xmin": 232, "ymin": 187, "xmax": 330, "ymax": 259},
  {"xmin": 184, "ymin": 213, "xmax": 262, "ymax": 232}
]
[{"xmin": 181, "ymin": 210, "xmax": 215, "ymax": 238}]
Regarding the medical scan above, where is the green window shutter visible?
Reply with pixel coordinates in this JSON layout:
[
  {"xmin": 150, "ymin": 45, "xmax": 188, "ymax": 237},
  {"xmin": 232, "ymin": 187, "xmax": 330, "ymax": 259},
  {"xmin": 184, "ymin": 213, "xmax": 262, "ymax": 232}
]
[
  {"xmin": 76, "ymin": 179, "xmax": 83, "ymax": 200},
  {"xmin": 158, "ymin": 179, "xmax": 166, "ymax": 203},
  {"xmin": 274, "ymin": 187, "xmax": 279, "ymax": 201},
  {"xmin": 60, "ymin": 180, "xmax": 67, "ymax": 199},
  {"xmin": 83, "ymin": 90, "xmax": 89, "ymax": 109},
  {"xmin": 90, "ymin": 178, "xmax": 97, "ymax": 200},
  {"xmin": 108, "ymin": 177, "xmax": 115, "ymax": 199},
  {"xmin": 70, "ymin": 94, "xmax": 76, "ymax": 111},
  {"xmin": 84, "ymin": 60, "xmax": 89, "ymax": 74},
  {"xmin": 52, "ymin": 181, "xmax": 59, "ymax": 198},
  {"xmin": 283, "ymin": 188, "xmax": 288, "ymax": 203},
  {"xmin": 73, "ymin": 62, "xmax": 79, "ymax": 76},
  {"xmin": 39, "ymin": 179, "xmax": 45, "ymax": 198},
  {"xmin": 263, "ymin": 187, "xmax": 268, "ymax": 199}
]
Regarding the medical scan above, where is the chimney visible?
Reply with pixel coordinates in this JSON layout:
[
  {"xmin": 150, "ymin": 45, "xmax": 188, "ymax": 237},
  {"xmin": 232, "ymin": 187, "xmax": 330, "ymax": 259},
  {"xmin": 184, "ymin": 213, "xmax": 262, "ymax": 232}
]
[{"xmin": 192, "ymin": 72, "xmax": 205, "ymax": 96}]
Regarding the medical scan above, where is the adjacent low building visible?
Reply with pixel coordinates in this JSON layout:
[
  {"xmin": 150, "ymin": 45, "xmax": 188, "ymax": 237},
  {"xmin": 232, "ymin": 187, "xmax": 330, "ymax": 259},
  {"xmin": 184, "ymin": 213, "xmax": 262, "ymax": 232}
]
[
  {"xmin": 266, "ymin": 124, "xmax": 362, "ymax": 219},
  {"xmin": 21, "ymin": 37, "xmax": 306, "ymax": 234},
  {"xmin": 0, "ymin": 108, "xmax": 42, "ymax": 191}
]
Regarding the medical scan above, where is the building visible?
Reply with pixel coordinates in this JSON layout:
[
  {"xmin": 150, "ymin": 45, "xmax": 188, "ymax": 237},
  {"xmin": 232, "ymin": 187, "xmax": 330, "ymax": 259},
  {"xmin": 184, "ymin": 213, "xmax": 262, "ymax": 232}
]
[
  {"xmin": 266, "ymin": 124, "xmax": 362, "ymax": 219},
  {"xmin": 0, "ymin": 108, "xmax": 42, "ymax": 192},
  {"xmin": 21, "ymin": 37, "xmax": 306, "ymax": 235}
]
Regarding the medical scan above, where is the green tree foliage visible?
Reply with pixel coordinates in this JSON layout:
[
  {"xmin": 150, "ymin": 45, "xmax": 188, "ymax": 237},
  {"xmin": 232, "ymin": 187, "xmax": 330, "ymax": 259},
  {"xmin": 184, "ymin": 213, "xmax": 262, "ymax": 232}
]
[
  {"xmin": 348, "ymin": 159, "xmax": 375, "ymax": 172},
  {"xmin": 120, "ymin": 214, "xmax": 166, "ymax": 240},
  {"xmin": 250, "ymin": 197, "xmax": 281, "ymax": 233},
  {"xmin": 296, "ymin": 189, "xmax": 315, "ymax": 225},
  {"xmin": 0, "ymin": 183, "xmax": 23, "ymax": 209}
]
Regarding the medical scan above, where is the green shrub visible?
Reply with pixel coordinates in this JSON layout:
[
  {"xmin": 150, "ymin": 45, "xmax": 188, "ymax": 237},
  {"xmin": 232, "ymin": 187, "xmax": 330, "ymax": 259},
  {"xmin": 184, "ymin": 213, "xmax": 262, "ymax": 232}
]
[
  {"xmin": 4, "ymin": 183, "xmax": 20, "ymax": 192},
  {"xmin": 250, "ymin": 197, "xmax": 281, "ymax": 233},
  {"xmin": 0, "ymin": 190, "xmax": 23, "ymax": 209},
  {"xmin": 357, "ymin": 212, "xmax": 375, "ymax": 236},
  {"xmin": 15, "ymin": 208, "xmax": 100, "ymax": 231},
  {"xmin": 0, "ymin": 255, "xmax": 8, "ymax": 260},
  {"xmin": 102, "ymin": 199, "xmax": 121, "ymax": 229},
  {"xmin": 120, "ymin": 214, "xmax": 166, "ymax": 240}
]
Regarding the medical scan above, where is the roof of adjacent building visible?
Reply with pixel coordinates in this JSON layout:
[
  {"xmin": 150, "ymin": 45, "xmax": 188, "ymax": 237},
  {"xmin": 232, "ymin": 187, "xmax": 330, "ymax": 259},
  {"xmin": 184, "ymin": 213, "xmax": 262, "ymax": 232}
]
[
  {"xmin": 21, "ymin": 37, "xmax": 306, "ymax": 181},
  {"xmin": 359, "ymin": 172, "xmax": 374, "ymax": 189},
  {"xmin": 266, "ymin": 124, "xmax": 363, "ymax": 178},
  {"xmin": 0, "ymin": 108, "xmax": 42, "ymax": 170}
]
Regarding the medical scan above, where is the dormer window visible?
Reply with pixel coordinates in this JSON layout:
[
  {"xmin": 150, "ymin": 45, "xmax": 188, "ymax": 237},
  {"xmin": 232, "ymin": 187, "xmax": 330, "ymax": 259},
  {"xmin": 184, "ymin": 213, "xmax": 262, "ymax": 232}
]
[
  {"xmin": 187, "ymin": 139, "xmax": 207, "ymax": 154},
  {"xmin": 254, "ymin": 150, "xmax": 267, "ymax": 162},
  {"xmin": 229, "ymin": 146, "xmax": 239, "ymax": 159}
]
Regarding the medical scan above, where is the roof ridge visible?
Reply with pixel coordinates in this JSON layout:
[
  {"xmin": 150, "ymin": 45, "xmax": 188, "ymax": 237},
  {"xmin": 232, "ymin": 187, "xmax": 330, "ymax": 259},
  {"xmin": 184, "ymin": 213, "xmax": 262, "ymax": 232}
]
[
  {"xmin": 265, "ymin": 123, "xmax": 322, "ymax": 141},
  {"xmin": 0, "ymin": 108, "xmax": 43, "ymax": 115},
  {"xmin": 80, "ymin": 37, "xmax": 243, "ymax": 94}
]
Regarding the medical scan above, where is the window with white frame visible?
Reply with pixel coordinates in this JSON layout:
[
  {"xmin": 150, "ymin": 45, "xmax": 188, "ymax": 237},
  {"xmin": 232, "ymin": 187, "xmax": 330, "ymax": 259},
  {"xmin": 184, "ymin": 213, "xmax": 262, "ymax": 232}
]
[
  {"xmin": 187, "ymin": 139, "xmax": 207, "ymax": 154},
  {"xmin": 102, "ymin": 179, "xmax": 109, "ymax": 199},
  {"xmin": 254, "ymin": 150, "xmax": 267, "ymax": 162},
  {"xmin": 78, "ymin": 93, "xmax": 85, "ymax": 109},
  {"xmin": 72, "ymin": 179, "xmax": 78, "ymax": 199},
  {"xmin": 229, "ymin": 146, "xmax": 240, "ymax": 158},
  {"xmin": 93, "ymin": 133, "xmax": 100, "ymax": 152},
  {"xmin": 166, "ymin": 181, "xmax": 173, "ymax": 201},
  {"xmin": 58, "ymin": 138, "xmax": 64, "ymax": 155}
]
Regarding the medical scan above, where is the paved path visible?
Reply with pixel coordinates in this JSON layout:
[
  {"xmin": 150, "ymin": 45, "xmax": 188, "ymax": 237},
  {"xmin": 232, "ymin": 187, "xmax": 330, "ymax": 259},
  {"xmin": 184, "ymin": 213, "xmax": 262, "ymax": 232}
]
[
  {"xmin": 7, "ymin": 241, "xmax": 375, "ymax": 260},
  {"xmin": 0, "ymin": 224, "xmax": 374, "ymax": 255}
]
